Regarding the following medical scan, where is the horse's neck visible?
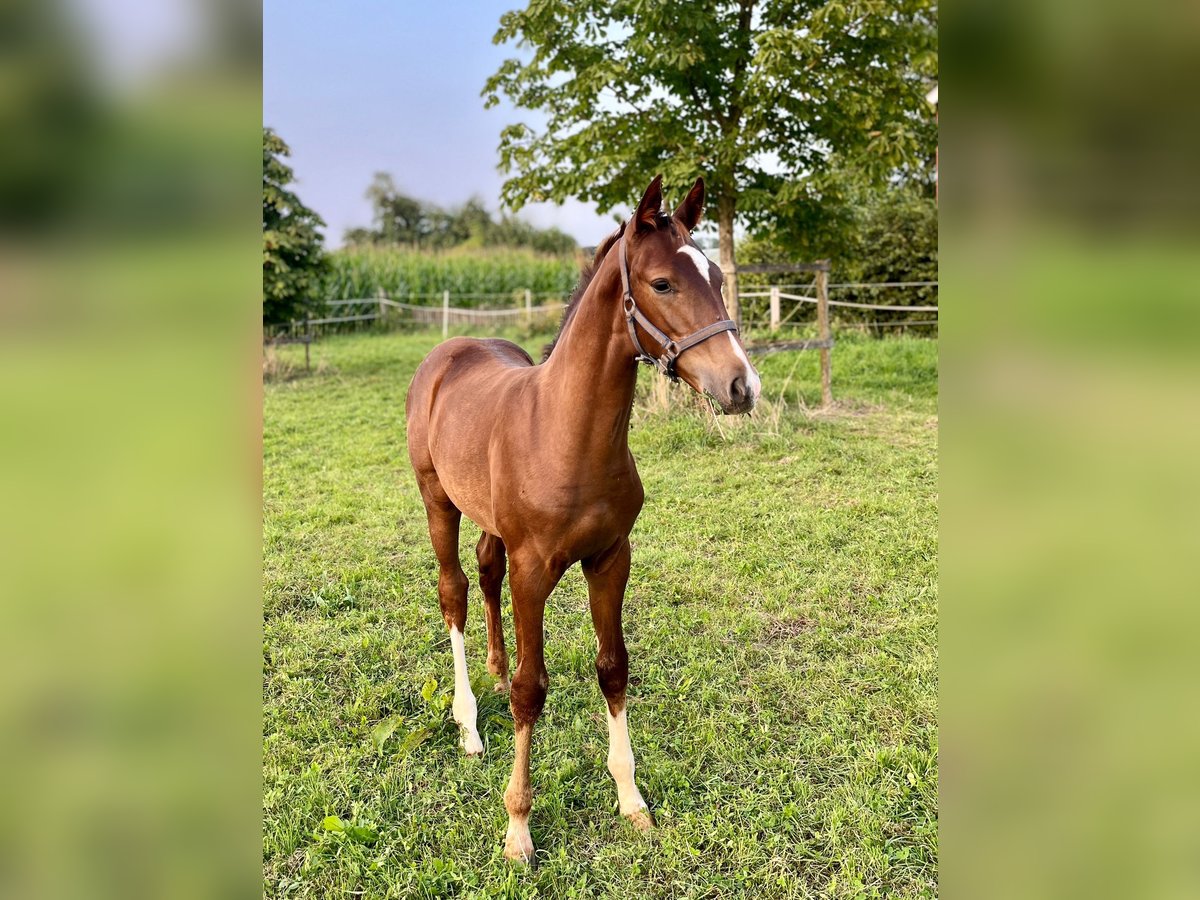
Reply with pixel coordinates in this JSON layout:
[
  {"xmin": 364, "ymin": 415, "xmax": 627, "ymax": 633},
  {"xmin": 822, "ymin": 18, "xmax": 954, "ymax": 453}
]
[{"xmin": 541, "ymin": 260, "xmax": 638, "ymax": 457}]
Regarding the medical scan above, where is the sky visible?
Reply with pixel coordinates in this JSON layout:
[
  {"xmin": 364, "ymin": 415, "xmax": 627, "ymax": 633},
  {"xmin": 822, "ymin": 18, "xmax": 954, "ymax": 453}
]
[{"xmin": 263, "ymin": 1, "xmax": 618, "ymax": 247}]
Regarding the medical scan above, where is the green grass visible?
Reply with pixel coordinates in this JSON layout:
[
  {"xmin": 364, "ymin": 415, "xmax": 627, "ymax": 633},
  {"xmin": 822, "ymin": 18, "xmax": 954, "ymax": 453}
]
[{"xmin": 263, "ymin": 329, "xmax": 938, "ymax": 899}]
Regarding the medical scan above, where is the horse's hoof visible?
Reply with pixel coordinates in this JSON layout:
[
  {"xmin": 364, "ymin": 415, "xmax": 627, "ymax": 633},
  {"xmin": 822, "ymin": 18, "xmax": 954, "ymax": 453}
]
[
  {"xmin": 493, "ymin": 680, "xmax": 510, "ymax": 693},
  {"xmin": 503, "ymin": 829, "xmax": 535, "ymax": 865},
  {"xmin": 624, "ymin": 808, "xmax": 654, "ymax": 831},
  {"xmin": 462, "ymin": 733, "xmax": 484, "ymax": 757}
]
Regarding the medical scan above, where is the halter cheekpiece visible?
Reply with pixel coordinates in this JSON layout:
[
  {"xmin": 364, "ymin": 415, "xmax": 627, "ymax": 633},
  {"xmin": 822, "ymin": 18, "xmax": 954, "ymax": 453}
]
[{"xmin": 617, "ymin": 227, "xmax": 739, "ymax": 382}]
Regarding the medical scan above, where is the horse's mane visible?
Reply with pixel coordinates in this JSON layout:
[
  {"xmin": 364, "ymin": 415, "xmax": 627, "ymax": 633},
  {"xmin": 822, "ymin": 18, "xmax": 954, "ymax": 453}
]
[
  {"xmin": 540, "ymin": 223, "xmax": 626, "ymax": 363},
  {"xmin": 541, "ymin": 211, "xmax": 678, "ymax": 363}
]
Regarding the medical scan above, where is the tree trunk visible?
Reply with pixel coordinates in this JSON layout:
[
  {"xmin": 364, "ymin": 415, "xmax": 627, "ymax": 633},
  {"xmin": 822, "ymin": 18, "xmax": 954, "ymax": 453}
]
[{"xmin": 717, "ymin": 193, "xmax": 740, "ymax": 329}]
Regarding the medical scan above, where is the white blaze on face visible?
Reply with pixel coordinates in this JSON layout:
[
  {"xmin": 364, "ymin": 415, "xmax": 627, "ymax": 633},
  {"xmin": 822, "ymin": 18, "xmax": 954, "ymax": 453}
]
[
  {"xmin": 677, "ymin": 244, "xmax": 712, "ymax": 281},
  {"xmin": 607, "ymin": 706, "xmax": 647, "ymax": 815},
  {"xmin": 450, "ymin": 626, "xmax": 483, "ymax": 755},
  {"xmin": 677, "ymin": 243, "xmax": 761, "ymax": 407},
  {"xmin": 727, "ymin": 332, "xmax": 762, "ymax": 401}
]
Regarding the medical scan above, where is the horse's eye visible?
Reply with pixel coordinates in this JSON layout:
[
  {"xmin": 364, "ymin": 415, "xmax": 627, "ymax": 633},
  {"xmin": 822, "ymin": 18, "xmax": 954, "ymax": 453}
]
[{"xmin": 651, "ymin": 279, "xmax": 671, "ymax": 294}]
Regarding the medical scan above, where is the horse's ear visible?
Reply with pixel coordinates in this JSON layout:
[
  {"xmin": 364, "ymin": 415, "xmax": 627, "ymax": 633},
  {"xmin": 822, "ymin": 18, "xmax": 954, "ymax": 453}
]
[
  {"xmin": 633, "ymin": 175, "xmax": 663, "ymax": 234},
  {"xmin": 674, "ymin": 177, "xmax": 705, "ymax": 232}
]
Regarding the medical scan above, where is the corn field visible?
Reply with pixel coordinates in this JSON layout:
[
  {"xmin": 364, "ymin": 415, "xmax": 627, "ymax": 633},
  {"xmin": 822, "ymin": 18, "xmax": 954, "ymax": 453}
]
[{"xmin": 321, "ymin": 246, "xmax": 581, "ymax": 305}]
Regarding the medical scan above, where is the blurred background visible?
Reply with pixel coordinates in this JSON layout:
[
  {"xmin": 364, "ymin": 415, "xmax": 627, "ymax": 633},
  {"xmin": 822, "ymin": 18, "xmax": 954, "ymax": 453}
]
[
  {"xmin": 942, "ymin": 2, "xmax": 1200, "ymax": 899},
  {"xmin": 0, "ymin": 0, "xmax": 260, "ymax": 898},
  {"xmin": 1, "ymin": 0, "xmax": 1198, "ymax": 897}
]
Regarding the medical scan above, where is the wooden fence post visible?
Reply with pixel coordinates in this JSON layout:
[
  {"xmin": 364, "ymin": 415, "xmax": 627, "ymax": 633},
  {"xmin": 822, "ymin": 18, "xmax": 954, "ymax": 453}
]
[
  {"xmin": 816, "ymin": 264, "xmax": 833, "ymax": 407},
  {"xmin": 377, "ymin": 288, "xmax": 386, "ymax": 324},
  {"xmin": 525, "ymin": 289, "xmax": 532, "ymax": 325},
  {"xmin": 769, "ymin": 286, "xmax": 781, "ymax": 332},
  {"xmin": 442, "ymin": 290, "xmax": 450, "ymax": 340}
]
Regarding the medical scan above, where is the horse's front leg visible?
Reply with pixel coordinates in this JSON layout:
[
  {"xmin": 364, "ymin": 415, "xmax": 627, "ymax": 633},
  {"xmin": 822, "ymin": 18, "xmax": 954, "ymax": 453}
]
[
  {"xmin": 502, "ymin": 550, "xmax": 564, "ymax": 864},
  {"xmin": 583, "ymin": 537, "xmax": 652, "ymax": 829}
]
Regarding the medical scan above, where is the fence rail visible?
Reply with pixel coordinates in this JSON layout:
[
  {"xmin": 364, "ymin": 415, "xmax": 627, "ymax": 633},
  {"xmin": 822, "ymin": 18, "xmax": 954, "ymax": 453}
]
[
  {"xmin": 740, "ymin": 291, "xmax": 939, "ymax": 313},
  {"xmin": 738, "ymin": 279, "xmax": 938, "ymax": 340},
  {"xmin": 305, "ymin": 312, "xmax": 384, "ymax": 326},
  {"xmin": 291, "ymin": 291, "xmax": 568, "ymax": 339},
  {"xmin": 830, "ymin": 281, "xmax": 939, "ymax": 289},
  {"xmin": 274, "ymin": 278, "xmax": 937, "ymax": 407}
]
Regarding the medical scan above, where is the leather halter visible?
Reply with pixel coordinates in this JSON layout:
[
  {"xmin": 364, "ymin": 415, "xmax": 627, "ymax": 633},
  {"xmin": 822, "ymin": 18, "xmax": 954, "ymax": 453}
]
[{"xmin": 617, "ymin": 228, "xmax": 739, "ymax": 382}]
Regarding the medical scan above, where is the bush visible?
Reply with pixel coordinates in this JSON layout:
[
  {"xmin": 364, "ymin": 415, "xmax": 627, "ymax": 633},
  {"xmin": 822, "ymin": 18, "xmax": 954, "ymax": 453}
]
[
  {"xmin": 737, "ymin": 186, "xmax": 937, "ymax": 331},
  {"xmin": 840, "ymin": 190, "xmax": 938, "ymax": 311}
]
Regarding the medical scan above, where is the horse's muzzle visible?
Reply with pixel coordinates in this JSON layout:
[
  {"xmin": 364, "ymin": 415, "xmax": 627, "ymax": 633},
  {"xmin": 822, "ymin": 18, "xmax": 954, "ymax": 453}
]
[{"xmin": 717, "ymin": 372, "xmax": 760, "ymax": 415}]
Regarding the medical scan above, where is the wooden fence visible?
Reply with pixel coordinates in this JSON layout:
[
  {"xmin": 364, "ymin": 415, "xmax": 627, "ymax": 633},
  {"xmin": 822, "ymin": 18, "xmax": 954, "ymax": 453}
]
[
  {"xmin": 298, "ymin": 290, "xmax": 567, "ymax": 339},
  {"xmin": 274, "ymin": 274, "xmax": 936, "ymax": 407},
  {"xmin": 739, "ymin": 264, "xmax": 938, "ymax": 406},
  {"xmin": 738, "ymin": 262, "xmax": 836, "ymax": 404}
]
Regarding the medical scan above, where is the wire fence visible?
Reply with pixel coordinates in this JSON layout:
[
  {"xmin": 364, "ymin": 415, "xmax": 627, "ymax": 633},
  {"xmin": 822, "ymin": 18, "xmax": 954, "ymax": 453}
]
[
  {"xmin": 265, "ymin": 280, "xmax": 937, "ymax": 396},
  {"xmin": 739, "ymin": 280, "xmax": 938, "ymax": 332},
  {"xmin": 268, "ymin": 280, "xmax": 937, "ymax": 343},
  {"xmin": 275, "ymin": 290, "xmax": 568, "ymax": 339}
]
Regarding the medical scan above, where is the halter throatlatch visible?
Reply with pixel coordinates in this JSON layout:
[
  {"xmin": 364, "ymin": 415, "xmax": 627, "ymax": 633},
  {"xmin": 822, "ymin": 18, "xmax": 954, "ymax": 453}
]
[{"xmin": 618, "ymin": 230, "xmax": 739, "ymax": 382}]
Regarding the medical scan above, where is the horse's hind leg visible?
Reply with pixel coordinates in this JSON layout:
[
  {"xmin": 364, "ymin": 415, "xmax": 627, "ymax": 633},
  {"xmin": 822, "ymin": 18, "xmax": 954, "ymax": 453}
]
[
  {"xmin": 476, "ymin": 533, "xmax": 510, "ymax": 691},
  {"xmin": 421, "ymin": 489, "xmax": 483, "ymax": 757}
]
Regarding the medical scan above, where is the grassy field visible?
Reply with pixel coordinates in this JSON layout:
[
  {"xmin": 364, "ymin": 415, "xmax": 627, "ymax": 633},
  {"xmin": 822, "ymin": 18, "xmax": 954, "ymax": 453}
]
[{"xmin": 263, "ymin": 328, "xmax": 938, "ymax": 899}]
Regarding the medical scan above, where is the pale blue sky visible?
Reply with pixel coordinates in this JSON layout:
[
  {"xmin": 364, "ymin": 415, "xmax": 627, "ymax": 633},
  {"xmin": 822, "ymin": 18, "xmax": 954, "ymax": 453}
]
[{"xmin": 263, "ymin": 1, "xmax": 617, "ymax": 247}]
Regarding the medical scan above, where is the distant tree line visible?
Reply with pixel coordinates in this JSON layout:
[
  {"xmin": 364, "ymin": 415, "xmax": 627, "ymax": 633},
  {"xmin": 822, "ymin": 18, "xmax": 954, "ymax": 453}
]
[{"xmin": 343, "ymin": 173, "xmax": 577, "ymax": 255}]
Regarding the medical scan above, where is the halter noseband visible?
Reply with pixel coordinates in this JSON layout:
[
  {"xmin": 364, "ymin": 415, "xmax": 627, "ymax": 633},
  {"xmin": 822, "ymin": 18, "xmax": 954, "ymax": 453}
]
[{"xmin": 617, "ymin": 228, "xmax": 739, "ymax": 382}]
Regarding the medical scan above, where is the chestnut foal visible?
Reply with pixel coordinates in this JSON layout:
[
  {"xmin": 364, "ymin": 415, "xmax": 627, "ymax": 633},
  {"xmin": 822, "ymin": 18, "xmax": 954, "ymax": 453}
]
[{"xmin": 405, "ymin": 175, "xmax": 760, "ymax": 862}]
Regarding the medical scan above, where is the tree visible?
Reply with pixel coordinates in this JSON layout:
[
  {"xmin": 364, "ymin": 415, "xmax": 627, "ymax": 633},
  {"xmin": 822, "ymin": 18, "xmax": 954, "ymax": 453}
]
[
  {"xmin": 455, "ymin": 196, "xmax": 496, "ymax": 246},
  {"xmin": 263, "ymin": 128, "xmax": 327, "ymax": 325},
  {"xmin": 745, "ymin": 158, "xmax": 935, "ymax": 273},
  {"xmin": 483, "ymin": 0, "xmax": 937, "ymax": 323},
  {"xmin": 345, "ymin": 175, "xmax": 577, "ymax": 254},
  {"xmin": 364, "ymin": 173, "xmax": 426, "ymax": 246}
]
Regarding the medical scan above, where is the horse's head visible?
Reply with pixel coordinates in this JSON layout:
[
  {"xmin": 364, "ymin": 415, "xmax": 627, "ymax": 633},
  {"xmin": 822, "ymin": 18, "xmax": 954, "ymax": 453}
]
[{"xmin": 623, "ymin": 175, "xmax": 761, "ymax": 415}]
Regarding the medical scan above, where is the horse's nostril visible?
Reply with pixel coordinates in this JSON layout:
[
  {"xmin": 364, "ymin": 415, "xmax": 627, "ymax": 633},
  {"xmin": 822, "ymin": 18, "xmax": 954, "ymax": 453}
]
[{"xmin": 730, "ymin": 375, "xmax": 748, "ymax": 404}]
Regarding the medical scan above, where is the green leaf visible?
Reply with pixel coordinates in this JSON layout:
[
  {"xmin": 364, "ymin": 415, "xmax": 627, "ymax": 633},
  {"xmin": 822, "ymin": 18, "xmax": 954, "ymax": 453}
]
[
  {"xmin": 397, "ymin": 725, "xmax": 435, "ymax": 756},
  {"xmin": 322, "ymin": 815, "xmax": 344, "ymax": 832},
  {"xmin": 420, "ymin": 676, "xmax": 437, "ymax": 703},
  {"xmin": 343, "ymin": 823, "xmax": 380, "ymax": 846},
  {"xmin": 371, "ymin": 715, "xmax": 404, "ymax": 753}
]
